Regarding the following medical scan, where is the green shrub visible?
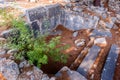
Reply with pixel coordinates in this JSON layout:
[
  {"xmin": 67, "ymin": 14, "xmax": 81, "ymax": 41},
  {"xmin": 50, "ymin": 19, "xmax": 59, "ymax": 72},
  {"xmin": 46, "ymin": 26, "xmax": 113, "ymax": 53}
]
[{"xmin": 8, "ymin": 18, "xmax": 68, "ymax": 68}]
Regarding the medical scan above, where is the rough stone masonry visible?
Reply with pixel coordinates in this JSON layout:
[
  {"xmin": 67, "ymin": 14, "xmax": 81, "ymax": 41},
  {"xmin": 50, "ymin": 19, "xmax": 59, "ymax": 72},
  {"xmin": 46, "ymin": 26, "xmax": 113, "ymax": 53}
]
[{"xmin": 26, "ymin": 3, "xmax": 99, "ymax": 33}]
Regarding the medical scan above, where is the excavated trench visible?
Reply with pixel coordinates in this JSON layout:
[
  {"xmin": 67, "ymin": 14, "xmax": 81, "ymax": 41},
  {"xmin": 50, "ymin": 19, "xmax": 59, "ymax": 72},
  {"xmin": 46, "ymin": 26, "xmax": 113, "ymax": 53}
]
[{"xmin": 25, "ymin": 3, "xmax": 120, "ymax": 80}]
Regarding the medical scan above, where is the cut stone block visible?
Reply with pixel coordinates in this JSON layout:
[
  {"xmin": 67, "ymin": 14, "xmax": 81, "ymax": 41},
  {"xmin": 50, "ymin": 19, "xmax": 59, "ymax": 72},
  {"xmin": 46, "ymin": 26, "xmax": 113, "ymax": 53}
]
[
  {"xmin": 31, "ymin": 21, "xmax": 40, "ymax": 37},
  {"xmin": 101, "ymin": 44, "xmax": 119, "ymax": 80},
  {"xmin": 26, "ymin": 7, "xmax": 46, "ymax": 22},
  {"xmin": 55, "ymin": 66, "xmax": 87, "ymax": 80},
  {"xmin": 90, "ymin": 29, "xmax": 112, "ymax": 37},
  {"xmin": 94, "ymin": 37, "xmax": 107, "ymax": 47},
  {"xmin": 77, "ymin": 45, "xmax": 101, "ymax": 77}
]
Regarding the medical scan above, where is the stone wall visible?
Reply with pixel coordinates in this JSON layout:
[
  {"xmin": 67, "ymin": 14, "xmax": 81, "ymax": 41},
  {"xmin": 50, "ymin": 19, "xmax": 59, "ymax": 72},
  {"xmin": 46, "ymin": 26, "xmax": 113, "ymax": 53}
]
[
  {"xmin": 26, "ymin": 4, "xmax": 62, "ymax": 33},
  {"xmin": 26, "ymin": 3, "xmax": 99, "ymax": 32}
]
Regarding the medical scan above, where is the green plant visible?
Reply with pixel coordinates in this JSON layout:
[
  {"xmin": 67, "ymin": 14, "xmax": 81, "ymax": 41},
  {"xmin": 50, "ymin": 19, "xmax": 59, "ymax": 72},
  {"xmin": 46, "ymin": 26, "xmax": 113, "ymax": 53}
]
[{"xmin": 8, "ymin": 18, "xmax": 68, "ymax": 68}]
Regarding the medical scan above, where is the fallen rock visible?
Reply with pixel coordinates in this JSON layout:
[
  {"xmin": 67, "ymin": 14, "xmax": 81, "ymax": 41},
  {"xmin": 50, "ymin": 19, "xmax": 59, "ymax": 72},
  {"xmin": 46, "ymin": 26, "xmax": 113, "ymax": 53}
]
[
  {"xmin": 55, "ymin": 66, "xmax": 87, "ymax": 80},
  {"xmin": 90, "ymin": 29, "xmax": 112, "ymax": 37},
  {"xmin": 0, "ymin": 29, "xmax": 19, "ymax": 39},
  {"xmin": 7, "ymin": 49, "xmax": 18, "ymax": 55},
  {"xmin": 74, "ymin": 39, "xmax": 85, "ymax": 47},
  {"xmin": 17, "ymin": 66, "xmax": 49, "ymax": 80},
  {"xmin": 49, "ymin": 77, "xmax": 56, "ymax": 80},
  {"xmin": 0, "ymin": 49, "xmax": 6, "ymax": 55},
  {"xmin": 94, "ymin": 37, "xmax": 107, "ymax": 47},
  {"xmin": 0, "ymin": 38, "xmax": 6, "ymax": 43},
  {"xmin": 73, "ymin": 31, "xmax": 78, "ymax": 37},
  {"xmin": 0, "ymin": 58, "xmax": 20, "ymax": 80},
  {"xmin": 19, "ymin": 60, "xmax": 30, "ymax": 69},
  {"xmin": 41, "ymin": 74, "xmax": 49, "ymax": 80}
]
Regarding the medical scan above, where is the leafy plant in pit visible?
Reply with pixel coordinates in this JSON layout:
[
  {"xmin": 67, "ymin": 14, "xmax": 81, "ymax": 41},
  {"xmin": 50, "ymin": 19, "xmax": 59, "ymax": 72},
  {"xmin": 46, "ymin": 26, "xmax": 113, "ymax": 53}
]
[{"xmin": 8, "ymin": 18, "xmax": 68, "ymax": 68}]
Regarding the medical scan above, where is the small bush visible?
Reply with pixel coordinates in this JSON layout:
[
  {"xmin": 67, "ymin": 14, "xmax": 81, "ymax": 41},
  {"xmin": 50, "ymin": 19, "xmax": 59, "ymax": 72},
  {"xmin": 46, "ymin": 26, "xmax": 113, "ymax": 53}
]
[{"xmin": 8, "ymin": 18, "xmax": 68, "ymax": 68}]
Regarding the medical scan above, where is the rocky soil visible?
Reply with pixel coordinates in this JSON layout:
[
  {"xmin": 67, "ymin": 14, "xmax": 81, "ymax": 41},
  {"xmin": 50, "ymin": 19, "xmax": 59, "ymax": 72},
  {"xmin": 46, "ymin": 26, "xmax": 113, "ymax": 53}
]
[{"xmin": 0, "ymin": 0, "xmax": 120, "ymax": 80}]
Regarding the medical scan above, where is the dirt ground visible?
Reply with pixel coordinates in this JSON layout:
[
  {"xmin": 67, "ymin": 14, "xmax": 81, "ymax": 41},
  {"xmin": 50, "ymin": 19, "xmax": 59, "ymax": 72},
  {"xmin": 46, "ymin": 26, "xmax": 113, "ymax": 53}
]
[
  {"xmin": 37, "ymin": 24, "xmax": 120, "ymax": 80},
  {"xmin": 41, "ymin": 25, "xmax": 120, "ymax": 80},
  {"xmin": 41, "ymin": 25, "xmax": 90, "ymax": 75}
]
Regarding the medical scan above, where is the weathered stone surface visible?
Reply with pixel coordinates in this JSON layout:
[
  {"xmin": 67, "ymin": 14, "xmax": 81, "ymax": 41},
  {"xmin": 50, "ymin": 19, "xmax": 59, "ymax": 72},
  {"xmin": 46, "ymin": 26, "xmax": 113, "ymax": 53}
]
[
  {"xmin": 50, "ymin": 30, "xmax": 62, "ymax": 35},
  {"xmin": 62, "ymin": 11, "xmax": 99, "ymax": 31},
  {"xmin": 63, "ymin": 0, "xmax": 71, "ymax": 3},
  {"xmin": 49, "ymin": 77, "xmax": 56, "ymax": 80},
  {"xmin": 19, "ymin": 60, "xmax": 30, "ymax": 68},
  {"xmin": 116, "ymin": 14, "xmax": 120, "ymax": 21},
  {"xmin": 74, "ymin": 39, "xmax": 85, "ymax": 47},
  {"xmin": 27, "ymin": 4, "xmax": 62, "ymax": 22},
  {"xmin": 46, "ymin": 4, "xmax": 61, "ymax": 18},
  {"xmin": 73, "ymin": 7, "xmax": 83, "ymax": 12},
  {"xmin": 109, "ymin": 0, "xmax": 120, "ymax": 13},
  {"xmin": 101, "ymin": 44, "xmax": 119, "ymax": 80},
  {"xmin": 73, "ymin": 31, "xmax": 78, "ymax": 37},
  {"xmin": 0, "ymin": 49, "xmax": 6, "ymax": 55},
  {"xmin": 55, "ymin": 66, "xmax": 87, "ymax": 80},
  {"xmin": 26, "ymin": 7, "xmax": 46, "ymax": 22},
  {"xmin": 7, "ymin": 49, "xmax": 18, "ymax": 55},
  {"xmin": 41, "ymin": 74, "xmax": 49, "ymax": 80},
  {"xmin": 17, "ymin": 66, "xmax": 48, "ymax": 80},
  {"xmin": 0, "ymin": 58, "xmax": 19, "ymax": 80},
  {"xmin": 0, "ymin": 29, "xmax": 20, "ymax": 39},
  {"xmin": 90, "ymin": 29, "xmax": 112, "ymax": 37},
  {"xmin": 77, "ymin": 45, "xmax": 101, "ymax": 77},
  {"xmin": 31, "ymin": 21, "xmax": 40, "ymax": 36},
  {"xmin": 0, "ymin": 38, "xmax": 6, "ymax": 43},
  {"xmin": 94, "ymin": 37, "xmax": 107, "ymax": 47}
]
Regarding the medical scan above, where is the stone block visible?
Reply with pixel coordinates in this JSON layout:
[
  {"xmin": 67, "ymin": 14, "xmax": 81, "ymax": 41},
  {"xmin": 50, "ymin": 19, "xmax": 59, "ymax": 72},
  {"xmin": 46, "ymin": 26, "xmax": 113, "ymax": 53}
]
[
  {"xmin": 73, "ymin": 31, "xmax": 78, "ymax": 37},
  {"xmin": 31, "ymin": 21, "xmax": 40, "ymax": 37},
  {"xmin": 46, "ymin": 4, "xmax": 61, "ymax": 18},
  {"xmin": 0, "ymin": 59, "xmax": 19, "ymax": 80},
  {"xmin": 77, "ymin": 45, "xmax": 101, "ymax": 77},
  {"xmin": 55, "ymin": 66, "xmax": 87, "ymax": 80},
  {"xmin": 94, "ymin": 37, "xmax": 107, "ymax": 47},
  {"xmin": 101, "ymin": 44, "xmax": 119, "ymax": 80},
  {"xmin": 90, "ymin": 29, "xmax": 112, "ymax": 37},
  {"xmin": 0, "ymin": 29, "xmax": 20, "ymax": 39},
  {"xmin": 26, "ymin": 7, "xmax": 46, "ymax": 22}
]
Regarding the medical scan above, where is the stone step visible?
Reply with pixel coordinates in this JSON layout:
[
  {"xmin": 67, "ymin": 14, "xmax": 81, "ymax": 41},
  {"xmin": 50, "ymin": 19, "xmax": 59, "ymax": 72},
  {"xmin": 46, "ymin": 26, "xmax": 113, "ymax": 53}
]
[
  {"xmin": 90, "ymin": 29, "xmax": 112, "ymax": 37},
  {"xmin": 55, "ymin": 66, "xmax": 87, "ymax": 80},
  {"xmin": 101, "ymin": 44, "xmax": 119, "ymax": 80},
  {"xmin": 77, "ymin": 45, "xmax": 101, "ymax": 77},
  {"xmin": 70, "ymin": 37, "xmax": 95, "ymax": 70}
]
